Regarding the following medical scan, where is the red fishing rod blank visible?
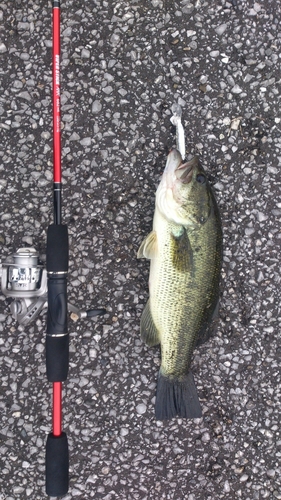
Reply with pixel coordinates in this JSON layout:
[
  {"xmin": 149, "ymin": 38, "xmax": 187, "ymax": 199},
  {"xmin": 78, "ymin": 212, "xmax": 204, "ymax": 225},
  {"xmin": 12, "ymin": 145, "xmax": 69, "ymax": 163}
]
[
  {"xmin": 45, "ymin": 0, "xmax": 69, "ymax": 496},
  {"xmin": 53, "ymin": 381, "xmax": 62, "ymax": 437},
  {"xmin": 52, "ymin": 0, "xmax": 62, "ymax": 223}
]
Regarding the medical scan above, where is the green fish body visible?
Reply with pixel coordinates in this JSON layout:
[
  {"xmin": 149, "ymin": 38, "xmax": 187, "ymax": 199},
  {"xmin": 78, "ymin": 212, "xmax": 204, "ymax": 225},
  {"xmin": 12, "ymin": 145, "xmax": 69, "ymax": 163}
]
[{"xmin": 138, "ymin": 149, "xmax": 222, "ymax": 419}]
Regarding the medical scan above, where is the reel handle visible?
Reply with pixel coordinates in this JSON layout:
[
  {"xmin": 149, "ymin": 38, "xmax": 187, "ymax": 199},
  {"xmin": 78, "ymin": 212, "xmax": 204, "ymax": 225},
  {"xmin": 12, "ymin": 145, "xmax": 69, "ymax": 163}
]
[{"xmin": 86, "ymin": 308, "xmax": 107, "ymax": 318}]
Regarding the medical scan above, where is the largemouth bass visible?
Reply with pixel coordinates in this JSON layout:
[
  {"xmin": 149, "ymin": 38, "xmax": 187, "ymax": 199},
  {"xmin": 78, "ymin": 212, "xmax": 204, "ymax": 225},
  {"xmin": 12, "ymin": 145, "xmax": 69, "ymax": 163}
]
[{"xmin": 137, "ymin": 149, "xmax": 222, "ymax": 420}]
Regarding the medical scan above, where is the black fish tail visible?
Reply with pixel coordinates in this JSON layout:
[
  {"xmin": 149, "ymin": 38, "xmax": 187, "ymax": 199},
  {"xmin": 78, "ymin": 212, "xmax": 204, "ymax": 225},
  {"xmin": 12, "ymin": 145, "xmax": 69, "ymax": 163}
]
[{"xmin": 155, "ymin": 371, "xmax": 202, "ymax": 420}]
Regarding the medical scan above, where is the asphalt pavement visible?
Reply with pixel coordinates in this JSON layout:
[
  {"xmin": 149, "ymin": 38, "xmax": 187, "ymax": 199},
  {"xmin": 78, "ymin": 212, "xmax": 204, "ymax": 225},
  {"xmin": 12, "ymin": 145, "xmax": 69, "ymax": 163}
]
[{"xmin": 0, "ymin": 0, "xmax": 281, "ymax": 499}]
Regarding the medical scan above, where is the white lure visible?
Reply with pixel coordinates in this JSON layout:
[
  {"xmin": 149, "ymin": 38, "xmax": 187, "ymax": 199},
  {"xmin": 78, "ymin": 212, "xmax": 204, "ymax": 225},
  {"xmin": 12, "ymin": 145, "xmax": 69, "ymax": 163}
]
[{"xmin": 170, "ymin": 103, "xmax": 186, "ymax": 160}]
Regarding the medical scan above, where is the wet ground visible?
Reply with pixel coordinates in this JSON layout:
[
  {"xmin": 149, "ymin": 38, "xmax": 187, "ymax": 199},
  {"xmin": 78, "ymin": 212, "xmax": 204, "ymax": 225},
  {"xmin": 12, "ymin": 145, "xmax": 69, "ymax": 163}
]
[{"xmin": 0, "ymin": 0, "xmax": 281, "ymax": 499}]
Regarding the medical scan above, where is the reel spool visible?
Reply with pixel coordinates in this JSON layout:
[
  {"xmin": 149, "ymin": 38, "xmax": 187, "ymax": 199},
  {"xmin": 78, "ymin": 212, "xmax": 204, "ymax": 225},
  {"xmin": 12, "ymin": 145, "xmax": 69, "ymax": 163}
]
[{"xmin": 0, "ymin": 248, "xmax": 47, "ymax": 325}]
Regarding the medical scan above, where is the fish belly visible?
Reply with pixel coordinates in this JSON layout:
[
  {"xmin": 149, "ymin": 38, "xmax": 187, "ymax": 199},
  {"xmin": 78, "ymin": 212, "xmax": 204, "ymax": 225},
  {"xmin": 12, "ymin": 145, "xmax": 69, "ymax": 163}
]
[{"xmin": 149, "ymin": 223, "xmax": 194, "ymax": 379}]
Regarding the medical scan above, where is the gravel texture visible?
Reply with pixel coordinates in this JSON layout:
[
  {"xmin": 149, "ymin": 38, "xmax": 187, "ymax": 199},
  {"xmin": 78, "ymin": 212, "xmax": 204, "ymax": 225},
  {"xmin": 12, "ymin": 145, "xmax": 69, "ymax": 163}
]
[{"xmin": 0, "ymin": 0, "xmax": 281, "ymax": 499}]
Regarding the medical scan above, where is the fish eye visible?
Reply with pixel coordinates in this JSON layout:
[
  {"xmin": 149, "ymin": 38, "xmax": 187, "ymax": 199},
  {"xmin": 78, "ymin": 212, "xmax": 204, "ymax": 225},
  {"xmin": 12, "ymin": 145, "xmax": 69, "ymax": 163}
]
[{"xmin": 196, "ymin": 173, "xmax": 206, "ymax": 184}]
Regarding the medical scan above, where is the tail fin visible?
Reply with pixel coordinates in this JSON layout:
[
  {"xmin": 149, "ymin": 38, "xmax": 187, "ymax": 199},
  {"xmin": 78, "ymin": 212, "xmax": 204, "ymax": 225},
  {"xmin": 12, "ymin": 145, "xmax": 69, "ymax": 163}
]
[{"xmin": 155, "ymin": 371, "xmax": 202, "ymax": 420}]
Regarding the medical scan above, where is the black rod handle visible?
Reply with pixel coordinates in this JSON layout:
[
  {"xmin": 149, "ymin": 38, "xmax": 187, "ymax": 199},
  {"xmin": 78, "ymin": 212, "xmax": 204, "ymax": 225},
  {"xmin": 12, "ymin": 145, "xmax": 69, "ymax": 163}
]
[
  {"xmin": 47, "ymin": 276, "xmax": 68, "ymax": 335},
  {"xmin": 46, "ymin": 224, "xmax": 69, "ymax": 382},
  {"xmin": 46, "ymin": 333, "xmax": 69, "ymax": 382},
  {"xmin": 46, "ymin": 432, "xmax": 69, "ymax": 496},
  {"xmin": 47, "ymin": 224, "xmax": 68, "ymax": 274}
]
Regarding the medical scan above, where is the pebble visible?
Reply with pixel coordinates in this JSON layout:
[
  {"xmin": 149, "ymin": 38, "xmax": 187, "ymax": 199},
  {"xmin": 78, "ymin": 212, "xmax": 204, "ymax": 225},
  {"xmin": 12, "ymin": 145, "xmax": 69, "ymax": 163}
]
[
  {"xmin": 199, "ymin": 75, "xmax": 208, "ymax": 84},
  {"xmin": 13, "ymin": 488, "xmax": 25, "ymax": 495},
  {"xmin": 92, "ymin": 100, "xmax": 102, "ymax": 114},
  {"xmin": 80, "ymin": 137, "xmax": 92, "ymax": 146},
  {"xmin": 81, "ymin": 48, "xmax": 90, "ymax": 59},
  {"xmin": 18, "ymin": 91, "xmax": 31, "ymax": 101},
  {"xmin": 186, "ymin": 30, "xmax": 196, "ymax": 37},
  {"xmin": 62, "ymin": 27, "xmax": 72, "ymax": 37},
  {"xmin": 201, "ymin": 432, "xmax": 211, "ymax": 443},
  {"xmin": 232, "ymin": 85, "xmax": 243, "ymax": 94},
  {"xmin": 136, "ymin": 404, "xmax": 147, "ymax": 415},
  {"xmin": 266, "ymin": 469, "xmax": 276, "ymax": 478},
  {"xmin": 257, "ymin": 212, "xmax": 268, "ymax": 222},
  {"xmin": 102, "ymin": 86, "xmax": 113, "ymax": 95},
  {"xmin": 89, "ymin": 348, "xmax": 97, "ymax": 359},
  {"xmin": 215, "ymin": 24, "xmax": 228, "ymax": 36},
  {"xmin": 110, "ymin": 34, "xmax": 120, "ymax": 47},
  {"xmin": 17, "ymin": 22, "xmax": 30, "ymax": 31},
  {"xmin": 20, "ymin": 52, "xmax": 30, "ymax": 61},
  {"xmin": 210, "ymin": 50, "xmax": 220, "ymax": 58},
  {"xmin": 224, "ymin": 480, "xmax": 231, "ymax": 492},
  {"xmin": 69, "ymin": 132, "xmax": 80, "ymax": 141}
]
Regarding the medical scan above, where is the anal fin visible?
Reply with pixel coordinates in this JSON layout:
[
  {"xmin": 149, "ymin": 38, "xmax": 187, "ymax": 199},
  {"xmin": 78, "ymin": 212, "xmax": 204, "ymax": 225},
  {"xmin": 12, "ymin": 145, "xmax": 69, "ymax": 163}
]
[
  {"xmin": 196, "ymin": 299, "xmax": 220, "ymax": 347},
  {"xmin": 140, "ymin": 299, "xmax": 160, "ymax": 347}
]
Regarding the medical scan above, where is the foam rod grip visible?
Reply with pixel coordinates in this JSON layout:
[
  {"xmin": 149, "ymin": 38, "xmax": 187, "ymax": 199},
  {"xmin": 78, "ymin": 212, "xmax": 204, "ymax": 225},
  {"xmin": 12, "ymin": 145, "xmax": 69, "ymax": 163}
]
[
  {"xmin": 46, "ymin": 334, "xmax": 69, "ymax": 382},
  {"xmin": 47, "ymin": 276, "xmax": 68, "ymax": 336},
  {"xmin": 46, "ymin": 432, "xmax": 69, "ymax": 497},
  {"xmin": 47, "ymin": 224, "xmax": 69, "ymax": 273}
]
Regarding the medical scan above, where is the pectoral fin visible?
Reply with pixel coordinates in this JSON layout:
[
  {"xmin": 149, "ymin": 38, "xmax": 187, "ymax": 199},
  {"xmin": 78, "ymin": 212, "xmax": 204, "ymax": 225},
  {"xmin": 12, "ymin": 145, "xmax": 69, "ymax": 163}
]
[
  {"xmin": 140, "ymin": 299, "xmax": 160, "ymax": 347},
  {"xmin": 171, "ymin": 228, "xmax": 193, "ymax": 273},
  {"xmin": 137, "ymin": 231, "xmax": 158, "ymax": 260}
]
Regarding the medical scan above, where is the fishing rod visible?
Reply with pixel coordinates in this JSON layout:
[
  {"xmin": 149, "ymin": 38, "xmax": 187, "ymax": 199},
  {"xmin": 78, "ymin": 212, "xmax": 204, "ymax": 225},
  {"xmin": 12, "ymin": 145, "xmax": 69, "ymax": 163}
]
[
  {"xmin": 46, "ymin": 1, "xmax": 105, "ymax": 495},
  {"xmin": 45, "ymin": 0, "xmax": 69, "ymax": 495},
  {"xmin": 1, "ymin": 0, "xmax": 105, "ymax": 496}
]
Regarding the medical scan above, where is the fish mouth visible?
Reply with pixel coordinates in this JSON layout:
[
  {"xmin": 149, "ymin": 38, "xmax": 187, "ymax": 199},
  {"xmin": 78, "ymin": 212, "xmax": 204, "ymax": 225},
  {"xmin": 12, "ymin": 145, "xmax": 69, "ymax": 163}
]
[
  {"xmin": 166, "ymin": 149, "xmax": 183, "ymax": 168},
  {"xmin": 175, "ymin": 157, "xmax": 199, "ymax": 184}
]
